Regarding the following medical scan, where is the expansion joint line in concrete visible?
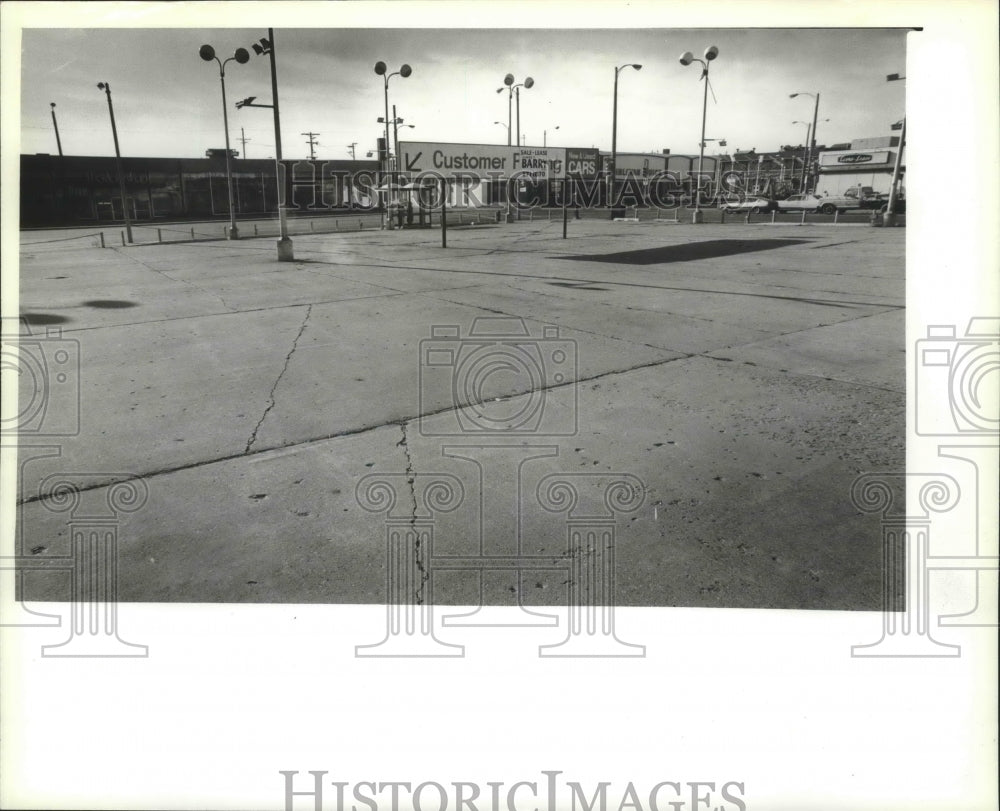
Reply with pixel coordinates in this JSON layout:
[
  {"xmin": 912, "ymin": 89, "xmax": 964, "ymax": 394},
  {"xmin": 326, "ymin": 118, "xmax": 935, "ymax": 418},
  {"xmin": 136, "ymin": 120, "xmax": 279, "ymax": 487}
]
[
  {"xmin": 395, "ymin": 422, "xmax": 428, "ymax": 605},
  {"xmin": 244, "ymin": 304, "xmax": 313, "ymax": 454},
  {"xmin": 109, "ymin": 246, "xmax": 237, "ymax": 312}
]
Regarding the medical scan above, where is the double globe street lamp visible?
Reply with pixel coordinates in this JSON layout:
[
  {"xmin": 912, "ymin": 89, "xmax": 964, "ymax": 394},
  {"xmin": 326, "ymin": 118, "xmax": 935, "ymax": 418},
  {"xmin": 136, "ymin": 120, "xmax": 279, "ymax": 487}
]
[
  {"xmin": 679, "ymin": 45, "xmax": 719, "ymax": 223},
  {"xmin": 199, "ymin": 43, "xmax": 250, "ymax": 240},
  {"xmin": 374, "ymin": 62, "xmax": 412, "ymax": 230},
  {"xmin": 497, "ymin": 74, "xmax": 533, "ymax": 147}
]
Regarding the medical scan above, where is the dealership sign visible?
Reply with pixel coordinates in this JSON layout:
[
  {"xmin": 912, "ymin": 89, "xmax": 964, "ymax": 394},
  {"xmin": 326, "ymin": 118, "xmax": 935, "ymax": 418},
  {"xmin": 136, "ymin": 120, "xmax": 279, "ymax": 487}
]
[
  {"xmin": 397, "ymin": 141, "xmax": 569, "ymax": 179},
  {"xmin": 565, "ymin": 148, "xmax": 600, "ymax": 177},
  {"xmin": 820, "ymin": 149, "xmax": 892, "ymax": 168}
]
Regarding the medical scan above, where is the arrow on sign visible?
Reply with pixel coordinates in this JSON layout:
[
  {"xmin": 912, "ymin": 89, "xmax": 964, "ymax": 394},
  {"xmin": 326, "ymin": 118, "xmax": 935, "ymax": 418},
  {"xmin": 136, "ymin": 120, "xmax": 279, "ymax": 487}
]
[{"xmin": 405, "ymin": 151, "xmax": 423, "ymax": 171}]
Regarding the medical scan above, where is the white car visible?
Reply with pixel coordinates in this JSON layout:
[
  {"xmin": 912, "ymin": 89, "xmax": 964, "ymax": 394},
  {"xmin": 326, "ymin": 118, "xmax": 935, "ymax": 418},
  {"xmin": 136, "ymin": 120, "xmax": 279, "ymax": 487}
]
[
  {"xmin": 718, "ymin": 196, "xmax": 777, "ymax": 213},
  {"xmin": 777, "ymin": 193, "xmax": 824, "ymax": 212}
]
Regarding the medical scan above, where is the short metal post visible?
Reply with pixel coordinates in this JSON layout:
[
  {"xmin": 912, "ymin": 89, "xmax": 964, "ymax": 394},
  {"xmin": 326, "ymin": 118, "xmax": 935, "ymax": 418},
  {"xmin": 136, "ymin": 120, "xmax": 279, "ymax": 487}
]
[
  {"xmin": 100, "ymin": 232, "xmax": 106, "ymax": 248},
  {"xmin": 121, "ymin": 231, "xmax": 125, "ymax": 246},
  {"xmin": 834, "ymin": 210, "xmax": 839, "ymax": 224},
  {"xmin": 191, "ymin": 228, "xmax": 195, "ymax": 240},
  {"xmin": 310, "ymin": 221, "xmax": 314, "ymax": 232},
  {"xmin": 800, "ymin": 210, "xmax": 806, "ymax": 226},
  {"xmin": 441, "ymin": 178, "xmax": 447, "ymax": 249},
  {"xmin": 720, "ymin": 210, "xmax": 726, "ymax": 224},
  {"xmin": 254, "ymin": 223, "xmax": 258, "ymax": 236},
  {"xmin": 157, "ymin": 228, "xmax": 162, "ymax": 243}
]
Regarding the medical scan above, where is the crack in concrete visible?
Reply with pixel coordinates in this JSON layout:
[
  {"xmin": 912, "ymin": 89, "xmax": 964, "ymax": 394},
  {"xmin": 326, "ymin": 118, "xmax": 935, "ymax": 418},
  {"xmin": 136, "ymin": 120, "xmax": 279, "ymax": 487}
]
[
  {"xmin": 15, "ymin": 342, "xmax": 902, "ymax": 509},
  {"xmin": 396, "ymin": 422, "xmax": 428, "ymax": 605},
  {"xmin": 244, "ymin": 304, "xmax": 313, "ymax": 454}
]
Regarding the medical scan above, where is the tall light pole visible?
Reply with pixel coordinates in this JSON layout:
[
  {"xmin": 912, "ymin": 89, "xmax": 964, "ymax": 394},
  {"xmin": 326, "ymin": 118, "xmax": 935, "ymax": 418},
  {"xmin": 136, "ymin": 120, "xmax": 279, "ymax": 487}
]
[
  {"xmin": 494, "ymin": 121, "xmax": 509, "ymax": 144},
  {"xmin": 235, "ymin": 31, "xmax": 293, "ymax": 260},
  {"xmin": 885, "ymin": 73, "xmax": 906, "ymax": 226},
  {"xmin": 610, "ymin": 63, "xmax": 642, "ymax": 217},
  {"xmin": 680, "ymin": 45, "xmax": 719, "ymax": 223},
  {"xmin": 49, "ymin": 103, "xmax": 63, "ymax": 156},
  {"xmin": 200, "ymin": 43, "xmax": 250, "ymax": 240},
  {"xmin": 375, "ymin": 62, "xmax": 412, "ymax": 230},
  {"xmin": 497, "ymin": 74, "xmax": 533, "ymax": 147},
  {"xmin": 544, "ymin": 125, "xmax": 559, "ymax": 147},
  {"xmin": 96, "ymin": 82, "xmax": 133, "ymax": 243},
  {"xmin": 790, "ymin": 91, "xmax": 821, "ymax": 193}
]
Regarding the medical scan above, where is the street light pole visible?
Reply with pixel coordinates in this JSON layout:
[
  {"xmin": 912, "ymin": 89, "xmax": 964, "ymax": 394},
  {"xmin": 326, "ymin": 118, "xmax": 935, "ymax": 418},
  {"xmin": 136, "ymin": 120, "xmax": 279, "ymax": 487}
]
[
  {"xmin": 680, "ymin": 46, "xmax": 719, "ymax": 223},
  {"xmin": 96, "ymin": 82, "xmax": 133, "ymax": 243},
  {"xmin": 790, "ymin": 92, "xmax": 820, "ymax": 193},
  {"xmin": 236, "ymin": 31, "xmax": 293, "ymax": 259},
  {"xmin": 610, "ymin": 63, "xmax": 642, "ymax": 218},
  {"xmin": 49, "ymin": 103, "xmax": 63, "ymax": 156},
  {"xmin": 544, "ymin": 125, "xmax": 559, "ymax": 147},
  {"xmin": 498, "ymin": 74, "xmax": 533, "ymax": 148},
  {"xmin": 200, "ymin": 43, "xmax": 250, "ymax": 240},
  {"xmin": 374, "ymin": 62, "xmax": 412, "ymax": 230},
  {"xmin": 885, "ymin": 73, "xmax": 906, "ymax": 226}
]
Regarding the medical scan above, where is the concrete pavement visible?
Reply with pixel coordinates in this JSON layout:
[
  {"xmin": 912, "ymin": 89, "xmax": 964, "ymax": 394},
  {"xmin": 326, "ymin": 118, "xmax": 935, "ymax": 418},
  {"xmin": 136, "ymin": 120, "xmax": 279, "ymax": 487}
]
[{"xmin": 11, "ymin": 218, "xmax": 904, "ymax": 609}]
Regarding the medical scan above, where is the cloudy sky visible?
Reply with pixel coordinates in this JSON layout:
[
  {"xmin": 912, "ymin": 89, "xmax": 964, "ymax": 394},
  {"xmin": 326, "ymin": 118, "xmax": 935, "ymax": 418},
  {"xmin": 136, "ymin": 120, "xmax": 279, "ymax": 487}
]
[{"xmin": 16, "ymin": 15, "xmax": 907, "ymax": 161}]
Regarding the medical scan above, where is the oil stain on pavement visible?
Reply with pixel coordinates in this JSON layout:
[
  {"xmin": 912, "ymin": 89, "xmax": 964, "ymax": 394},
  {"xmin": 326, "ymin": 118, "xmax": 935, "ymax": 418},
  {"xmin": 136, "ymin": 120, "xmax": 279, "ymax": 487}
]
[{"xmin": 557, "ymin": 238, "xmax": 813, "ymax": 265}]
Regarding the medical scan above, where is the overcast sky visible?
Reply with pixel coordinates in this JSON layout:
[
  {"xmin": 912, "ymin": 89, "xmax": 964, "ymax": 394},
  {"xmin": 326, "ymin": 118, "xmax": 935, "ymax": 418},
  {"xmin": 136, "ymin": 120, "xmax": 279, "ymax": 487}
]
[{"xmin": 18, "ymin": 24, "xmax": 907, "ymax": 160}]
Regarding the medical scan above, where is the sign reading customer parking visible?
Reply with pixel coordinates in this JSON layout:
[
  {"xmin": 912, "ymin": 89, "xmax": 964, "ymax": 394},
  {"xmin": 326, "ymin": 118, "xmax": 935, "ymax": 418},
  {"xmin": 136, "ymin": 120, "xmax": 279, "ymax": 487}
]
[{"xmin": 398, "ymin": 141, "xmax": 566, "ymax": 179}]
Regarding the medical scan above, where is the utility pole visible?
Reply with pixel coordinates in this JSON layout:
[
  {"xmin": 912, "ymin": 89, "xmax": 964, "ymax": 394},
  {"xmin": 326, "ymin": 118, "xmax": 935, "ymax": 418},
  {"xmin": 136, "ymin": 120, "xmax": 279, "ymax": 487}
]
[
  {"xmin": 50, "ymin": 103, "xmax": 63, "ymax": 156},
  {"xmin": 347, "ymin": 142, "xmax": 357, "ymax": 160},
  {"xmin": 302, "ymin": 131, "xmax": 320, "ymax": 160},
  {"xmin": 240, "ymin": 127, "xmax": 251, "ymax": 158}
]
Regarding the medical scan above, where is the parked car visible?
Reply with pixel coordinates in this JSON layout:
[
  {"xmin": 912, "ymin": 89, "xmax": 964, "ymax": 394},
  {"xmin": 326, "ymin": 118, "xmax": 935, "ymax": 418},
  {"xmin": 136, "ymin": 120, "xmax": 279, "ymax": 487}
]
[
  {"xmin": 718, "ymin": 196, "xmax": 777, "ymax": 213},
  {"xmin": 777, "ymin": 193, "xmax": 824, "ymax": 212}
]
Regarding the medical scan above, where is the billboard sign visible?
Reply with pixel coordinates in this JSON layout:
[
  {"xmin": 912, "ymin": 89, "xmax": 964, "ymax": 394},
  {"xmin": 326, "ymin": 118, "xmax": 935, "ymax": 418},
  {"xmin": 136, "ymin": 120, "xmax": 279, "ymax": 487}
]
[
  {"xmin": 565, "ymin": 148, "xmax": 600, "ymax": 178},
  {"xmin": 398, "ymin": 141, "xmax": 567, "ymax": 179},
  {"xmin": 819, "ymin": 150, "xmax": 892, "ymax": 168}
]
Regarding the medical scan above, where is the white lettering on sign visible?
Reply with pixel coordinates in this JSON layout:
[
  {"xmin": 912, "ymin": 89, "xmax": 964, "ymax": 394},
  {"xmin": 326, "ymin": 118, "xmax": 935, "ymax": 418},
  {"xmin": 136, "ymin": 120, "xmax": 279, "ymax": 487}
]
[{"xmin": 567, "ymin": 159, "xmax": 597, "ymax": 175}]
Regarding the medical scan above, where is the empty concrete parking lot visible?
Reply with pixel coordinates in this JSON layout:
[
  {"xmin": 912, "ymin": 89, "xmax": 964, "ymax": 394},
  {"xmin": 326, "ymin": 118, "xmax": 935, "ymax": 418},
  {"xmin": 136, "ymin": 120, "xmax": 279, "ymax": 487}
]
[{"xmin": 12, "ymin": 218, "xmax": 904, "ymax": 610}]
